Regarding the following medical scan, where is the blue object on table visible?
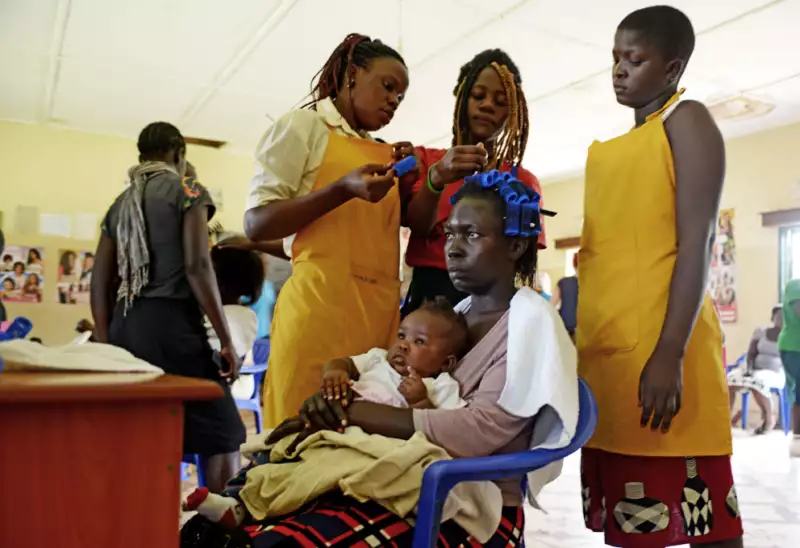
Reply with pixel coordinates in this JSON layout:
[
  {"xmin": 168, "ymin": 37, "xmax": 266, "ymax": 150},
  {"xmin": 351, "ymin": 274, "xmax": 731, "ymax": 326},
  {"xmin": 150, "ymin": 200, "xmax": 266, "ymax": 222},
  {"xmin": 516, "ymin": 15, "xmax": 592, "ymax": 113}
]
[
  {"xmin": 392, "ymin": 155, "xmax": 417, "ymax": 178},
  {"xmin": 0, "ymin": 317, "xmax": 34, "ymax": 371},
  {"xmin": 0, "ymin": 317, "xmax": 33, "ymax": 341},
  {"xmin": 412, "ymin": 378, "xmax": 598, "ymax": 548},
  {"xmin": 234, "ymin": 338, "xmax": 270, "ymax": 434}
]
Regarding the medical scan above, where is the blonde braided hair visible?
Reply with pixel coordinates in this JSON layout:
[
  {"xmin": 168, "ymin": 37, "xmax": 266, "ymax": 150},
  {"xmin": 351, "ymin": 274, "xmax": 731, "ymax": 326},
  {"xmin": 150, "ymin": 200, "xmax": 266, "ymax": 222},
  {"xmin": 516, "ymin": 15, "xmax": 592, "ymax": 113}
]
[{"xmin": 451, "ymin": 51, "xmax": 529, "ymax": 171}]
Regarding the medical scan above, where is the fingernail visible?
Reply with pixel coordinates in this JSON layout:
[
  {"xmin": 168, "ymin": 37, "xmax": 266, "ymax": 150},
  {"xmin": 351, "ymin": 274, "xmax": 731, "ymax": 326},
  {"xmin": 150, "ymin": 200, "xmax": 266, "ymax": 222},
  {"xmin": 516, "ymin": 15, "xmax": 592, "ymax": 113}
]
[{"xmin": 341, "ymin": 420, "xmax": 347, "ymax": 426}]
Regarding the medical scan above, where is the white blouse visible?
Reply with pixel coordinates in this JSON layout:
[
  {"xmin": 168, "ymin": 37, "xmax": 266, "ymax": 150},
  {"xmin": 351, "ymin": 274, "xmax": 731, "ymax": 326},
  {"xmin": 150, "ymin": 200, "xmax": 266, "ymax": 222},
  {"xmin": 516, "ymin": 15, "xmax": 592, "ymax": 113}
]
[{"xmin": 246, "ymin": 98, "xmax": 372, "ymax": 257}]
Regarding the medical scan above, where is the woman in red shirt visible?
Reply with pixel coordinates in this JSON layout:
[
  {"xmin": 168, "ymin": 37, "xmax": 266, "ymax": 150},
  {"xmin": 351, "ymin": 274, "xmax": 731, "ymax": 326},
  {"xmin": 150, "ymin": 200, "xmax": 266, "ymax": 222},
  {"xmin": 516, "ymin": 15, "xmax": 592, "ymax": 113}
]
[{"xmin": 402, "ymin": 49, "xmax": 546, "ymax": 315}]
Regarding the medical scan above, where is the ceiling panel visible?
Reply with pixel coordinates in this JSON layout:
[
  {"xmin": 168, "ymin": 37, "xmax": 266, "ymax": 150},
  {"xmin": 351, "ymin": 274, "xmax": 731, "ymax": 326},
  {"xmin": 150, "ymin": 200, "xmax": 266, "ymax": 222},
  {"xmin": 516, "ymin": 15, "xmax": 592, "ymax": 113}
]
[
  {"xmin": 0, "ymin": 0, "xmax": 59, "ymax": 56},
  {"xmin": 515, "ymin": 0, "xmax": 777, "ymax": 49},
  {"xmin": 718, "ymin": 74, "xmax": 800, "ymax": 139},
  {"xmin": 61, "ymin": 0, "xmax": 281, "ymax": 86},
  {"xmin": 686, "ymin": 0, "xmax": 800, "ymax": 94},
  {"xmin": 183, "ymin": 89, "xmax": 274, "ymax": 156},
  {"xmin": 52, "ymin": 59, "xmax": 200, "ymax": 135},
  {"xmin": 400, "ymin": 0, "xmax": 493, "ymax": 68},
  {"xmin": 225, "ymin": 0, "xmax": 401, "ymax": 118},
  {"xmin": 0, "ymin": 53, "xmax": 48, "ymax": 121}
]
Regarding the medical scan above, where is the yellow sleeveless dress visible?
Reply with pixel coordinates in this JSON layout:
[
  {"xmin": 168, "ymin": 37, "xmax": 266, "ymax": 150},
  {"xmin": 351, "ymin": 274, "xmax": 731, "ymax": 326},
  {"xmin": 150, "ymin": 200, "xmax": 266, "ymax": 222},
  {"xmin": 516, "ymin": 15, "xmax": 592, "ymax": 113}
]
[
  {"xmin": 263, "ymin": 131, "xmax": 400, "ymax": 428},
  {"xmin": 577, "ymin": 91, "xmax": 732, "ymax": 457}
]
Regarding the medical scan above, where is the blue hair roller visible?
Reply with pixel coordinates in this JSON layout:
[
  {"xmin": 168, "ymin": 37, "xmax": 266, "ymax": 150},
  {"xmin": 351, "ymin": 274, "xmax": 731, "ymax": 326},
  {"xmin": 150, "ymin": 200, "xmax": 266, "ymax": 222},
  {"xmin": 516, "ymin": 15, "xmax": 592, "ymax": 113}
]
[
  {"xmin": 451, "ymin": 169, "xmax": 556, "ymax": 236},
  {"xmin": 392, "ymin": 156, "xmax": 417, "ymax": 178}
]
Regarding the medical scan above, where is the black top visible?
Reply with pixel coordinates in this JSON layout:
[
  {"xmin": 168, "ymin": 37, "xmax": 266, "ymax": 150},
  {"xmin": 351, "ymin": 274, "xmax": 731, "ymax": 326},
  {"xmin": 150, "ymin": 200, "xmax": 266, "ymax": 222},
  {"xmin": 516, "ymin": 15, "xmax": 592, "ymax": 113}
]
[
  {"xmin": 557, "ymin": 276, "xmax": 578, "ymax": 333},
  {"xmin": 102, "ymin": 171, "xmax": 215, "ymax": 300}
]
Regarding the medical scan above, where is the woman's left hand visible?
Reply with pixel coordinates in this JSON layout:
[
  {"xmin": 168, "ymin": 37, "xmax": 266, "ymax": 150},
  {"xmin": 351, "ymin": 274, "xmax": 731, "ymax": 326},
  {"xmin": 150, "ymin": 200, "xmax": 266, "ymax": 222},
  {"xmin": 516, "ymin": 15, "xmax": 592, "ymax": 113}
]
[{"xmin": 300, "ymin": 392, "xmax": 349, "ymax": 432}]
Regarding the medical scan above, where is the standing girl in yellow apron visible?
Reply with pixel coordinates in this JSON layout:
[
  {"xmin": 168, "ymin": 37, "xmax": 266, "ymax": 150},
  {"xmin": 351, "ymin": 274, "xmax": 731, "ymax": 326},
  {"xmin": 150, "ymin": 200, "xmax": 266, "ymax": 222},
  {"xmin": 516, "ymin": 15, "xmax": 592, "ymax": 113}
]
[
  {"xmin": 577, "ymin": 7, "xmax": 743, "ymax": 548},
  {"xmin": 244, "ymin": 35, "xmax": 443, "ymax": 428}
]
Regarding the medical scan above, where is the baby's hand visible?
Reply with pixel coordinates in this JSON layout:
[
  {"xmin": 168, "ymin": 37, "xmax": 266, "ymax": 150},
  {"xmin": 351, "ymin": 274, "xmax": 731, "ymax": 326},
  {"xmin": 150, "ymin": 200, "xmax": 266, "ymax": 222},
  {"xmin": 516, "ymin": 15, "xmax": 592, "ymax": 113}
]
[
  {"xmin": 321, "ymin": 369, "xmax": 352, "ymax": 404},
  {"xmin": 399, "ymin": 369, "xmax": 428, "ymax": 405}
]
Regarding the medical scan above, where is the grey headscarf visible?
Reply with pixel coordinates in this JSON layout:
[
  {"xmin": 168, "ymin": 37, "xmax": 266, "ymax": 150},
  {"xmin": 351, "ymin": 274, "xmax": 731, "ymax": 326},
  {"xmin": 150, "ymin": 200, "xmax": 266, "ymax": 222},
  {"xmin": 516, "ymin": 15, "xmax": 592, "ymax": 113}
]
[{"xmin": 116, "ymin": 161, "xmax": 179, "ymax": 312}]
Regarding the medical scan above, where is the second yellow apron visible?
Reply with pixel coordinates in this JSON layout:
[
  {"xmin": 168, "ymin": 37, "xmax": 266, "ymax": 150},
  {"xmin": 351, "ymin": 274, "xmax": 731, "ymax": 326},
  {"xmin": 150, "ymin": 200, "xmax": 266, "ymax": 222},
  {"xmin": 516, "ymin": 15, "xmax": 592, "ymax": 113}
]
[{"xmin": 264, "ymin": 131, "xmax": 401, "ymax": 427}]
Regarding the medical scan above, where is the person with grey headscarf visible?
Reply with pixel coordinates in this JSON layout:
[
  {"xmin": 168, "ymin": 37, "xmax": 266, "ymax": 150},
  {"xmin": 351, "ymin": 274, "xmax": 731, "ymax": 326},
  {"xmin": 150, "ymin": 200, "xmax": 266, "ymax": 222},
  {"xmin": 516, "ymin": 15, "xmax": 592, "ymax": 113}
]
[{"xmin": 90, "ymin": 122, "xmax": 245, "ymax": 493}]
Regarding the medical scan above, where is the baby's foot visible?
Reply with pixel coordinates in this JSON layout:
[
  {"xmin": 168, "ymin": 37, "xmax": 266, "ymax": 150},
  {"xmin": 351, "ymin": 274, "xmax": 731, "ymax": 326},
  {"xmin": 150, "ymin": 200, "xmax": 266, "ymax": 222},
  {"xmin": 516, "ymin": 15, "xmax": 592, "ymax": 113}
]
[{"xmin": 183, "ymin": 487, "xmax": 246, "ymax": 529}]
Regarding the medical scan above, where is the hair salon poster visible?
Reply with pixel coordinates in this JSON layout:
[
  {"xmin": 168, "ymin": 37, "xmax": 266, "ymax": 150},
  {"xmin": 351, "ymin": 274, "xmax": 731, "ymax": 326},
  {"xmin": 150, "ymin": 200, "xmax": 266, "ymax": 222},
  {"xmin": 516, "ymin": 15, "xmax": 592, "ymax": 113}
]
[{"xmin": 709, "ymin": 208, "xmax": 737, "ymax": 323}]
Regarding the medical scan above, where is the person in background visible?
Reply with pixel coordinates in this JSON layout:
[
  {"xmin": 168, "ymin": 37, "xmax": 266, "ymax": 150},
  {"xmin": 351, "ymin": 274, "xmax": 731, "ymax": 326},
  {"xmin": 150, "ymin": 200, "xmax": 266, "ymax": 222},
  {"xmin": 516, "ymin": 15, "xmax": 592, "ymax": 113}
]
[
  {"xmin": 22, "ymin": 273, "xmax": 42, "ymax": 302},
  {"xmin": 243, "ymin": 34, "xmax": 439, "ymax": 428},
  {"xmin": 535, "ymin": 271, "xmax": 552, "ymax": 302},
  {"xmin": 26, "ymin": 248, "xmax": 43, "ymax": 274},
  {"xmin": 2, "ymin": 254, "xmax": 12, "ymax": 272},
  {"xmin": 578, "ymin": 7, "xmax": 742, "ymax": 547},
  {"xmin": 206, "ymin": 245, "xmax": 264, "ymax": 400},
  {"xmin": 12, "ymin": 262, "xmax": 25, "ymax": 288},
  {"xmin": 402, "ymin": 49, "xmax": 546, "ymax": 316},
  {"xmin": 551, "ymin": 253, "xmax": 579, "ymax": 339},
  {"xmin": 779, "ymin": 279, "xmax": 800, "ymax": 456},
  {"xmin": 217, "ymin": 236, "xmax": 278, "ymax": 340},
  {"xmin": 91, "ymin": 122, "xmax": 244, "ymax": 492},
  {"xmin": 728, "ymin": 305, "xmax": 786, "ymax": 433},
  {"xmin": 59, "ymin": 250, "xmax": 77, "ymax": 280}
]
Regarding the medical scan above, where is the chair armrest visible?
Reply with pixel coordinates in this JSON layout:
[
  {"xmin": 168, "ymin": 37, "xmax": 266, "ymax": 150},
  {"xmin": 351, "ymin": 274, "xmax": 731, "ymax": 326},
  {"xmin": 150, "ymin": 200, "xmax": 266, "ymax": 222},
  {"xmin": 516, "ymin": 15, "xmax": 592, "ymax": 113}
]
[{"xmin": 239, "ymin": 364, "xmax": 268, "ymax": 375}]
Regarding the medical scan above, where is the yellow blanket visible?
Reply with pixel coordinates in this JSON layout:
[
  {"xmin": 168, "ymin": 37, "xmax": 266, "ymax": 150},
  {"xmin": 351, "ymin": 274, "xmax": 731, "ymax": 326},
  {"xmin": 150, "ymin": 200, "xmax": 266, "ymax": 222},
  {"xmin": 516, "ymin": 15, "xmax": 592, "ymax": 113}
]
[{"xmin": 239, "ymin": 427, "xmax": 503, "ymax": 543}]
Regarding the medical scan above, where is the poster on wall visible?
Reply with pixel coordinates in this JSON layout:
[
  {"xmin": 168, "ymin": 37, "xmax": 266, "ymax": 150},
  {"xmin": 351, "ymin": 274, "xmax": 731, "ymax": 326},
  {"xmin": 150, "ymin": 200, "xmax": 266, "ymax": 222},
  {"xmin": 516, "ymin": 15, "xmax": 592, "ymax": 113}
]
[
  {"xmin": 0, "ymin": 245, "xmax": 44, "ymax": 303},
  {"xmin": 57, "ymin": 249, "xmax": 94, "ymax": 305},
  {"xmin": 709, "ymin": 208, "xmax": 737, "ymax": 323}
]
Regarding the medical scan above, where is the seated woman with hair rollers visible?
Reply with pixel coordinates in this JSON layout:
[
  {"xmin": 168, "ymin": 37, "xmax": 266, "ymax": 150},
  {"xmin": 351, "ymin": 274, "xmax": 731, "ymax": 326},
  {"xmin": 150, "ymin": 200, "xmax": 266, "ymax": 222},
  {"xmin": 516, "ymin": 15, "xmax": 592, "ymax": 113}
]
[{"xmin": 181, "ymin": 170, "xmax": 574, "ymax": 548}]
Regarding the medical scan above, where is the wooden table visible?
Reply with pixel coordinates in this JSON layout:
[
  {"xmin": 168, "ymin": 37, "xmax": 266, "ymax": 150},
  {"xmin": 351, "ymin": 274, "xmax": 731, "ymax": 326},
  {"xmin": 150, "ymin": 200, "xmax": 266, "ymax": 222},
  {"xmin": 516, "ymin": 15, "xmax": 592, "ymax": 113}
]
[{"xmin": 0, "ymin": 372, "xmax": 223, "ymax": 548}]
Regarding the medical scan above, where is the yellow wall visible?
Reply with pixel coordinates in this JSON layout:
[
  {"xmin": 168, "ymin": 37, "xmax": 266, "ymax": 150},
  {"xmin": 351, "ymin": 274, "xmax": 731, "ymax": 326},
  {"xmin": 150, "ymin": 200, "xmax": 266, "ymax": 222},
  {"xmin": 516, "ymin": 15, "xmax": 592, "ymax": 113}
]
[
  {"xmin": 0, "ymin": 120, "xmax": 253, "ymax": 344},
  {"xmin": 538, "ymin": 121, "xmax": 800, "ymax": 358}
]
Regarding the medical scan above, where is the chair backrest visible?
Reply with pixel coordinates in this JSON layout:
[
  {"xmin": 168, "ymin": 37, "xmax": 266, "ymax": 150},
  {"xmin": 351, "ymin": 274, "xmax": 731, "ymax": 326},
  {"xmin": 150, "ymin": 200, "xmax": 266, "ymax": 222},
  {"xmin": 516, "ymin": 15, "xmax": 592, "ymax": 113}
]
[{"xmin": 252, "ymin": 338, "xmax": 270, "ymax": 365}]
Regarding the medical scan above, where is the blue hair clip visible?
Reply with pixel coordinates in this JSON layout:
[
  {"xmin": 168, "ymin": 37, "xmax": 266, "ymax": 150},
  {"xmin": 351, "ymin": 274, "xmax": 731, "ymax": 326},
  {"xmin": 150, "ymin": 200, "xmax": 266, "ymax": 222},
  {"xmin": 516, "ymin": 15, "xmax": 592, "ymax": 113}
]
[{"xmin": 452, "ymin": 169, "xmax": 556, "ymax": 238}]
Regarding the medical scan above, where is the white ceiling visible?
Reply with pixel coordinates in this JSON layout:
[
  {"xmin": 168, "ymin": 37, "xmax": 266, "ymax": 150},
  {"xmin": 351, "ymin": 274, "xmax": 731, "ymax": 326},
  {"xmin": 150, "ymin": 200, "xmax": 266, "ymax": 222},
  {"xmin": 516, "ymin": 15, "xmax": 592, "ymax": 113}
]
[{"xmin": 1, "ymin": 0, "xmax": 799, "ymax": 182}]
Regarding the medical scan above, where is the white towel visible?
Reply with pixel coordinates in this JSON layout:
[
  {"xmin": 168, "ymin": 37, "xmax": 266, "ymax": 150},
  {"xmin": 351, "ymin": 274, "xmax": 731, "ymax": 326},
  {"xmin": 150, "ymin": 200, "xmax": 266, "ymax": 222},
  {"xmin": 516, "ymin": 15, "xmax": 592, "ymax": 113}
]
[
  {"xmin": 0, "ymin": 340, "xmax": 164, "ymax": 375},
  {"xmin": 455, "ymin": 287, "xmax": 578, "ymax": 508}
]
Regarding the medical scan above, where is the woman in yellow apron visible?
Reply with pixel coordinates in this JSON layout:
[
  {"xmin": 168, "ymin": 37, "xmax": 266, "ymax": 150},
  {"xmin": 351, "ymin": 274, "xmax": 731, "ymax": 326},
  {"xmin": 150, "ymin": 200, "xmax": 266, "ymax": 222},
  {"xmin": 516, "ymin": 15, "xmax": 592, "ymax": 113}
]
[
  {"xmin": 577, "ymin": 7, "xmax": 743, "ymax": 548},
  {"xmin": 244, "ymin": 34, "xmax": 443, "ymax": 428}
]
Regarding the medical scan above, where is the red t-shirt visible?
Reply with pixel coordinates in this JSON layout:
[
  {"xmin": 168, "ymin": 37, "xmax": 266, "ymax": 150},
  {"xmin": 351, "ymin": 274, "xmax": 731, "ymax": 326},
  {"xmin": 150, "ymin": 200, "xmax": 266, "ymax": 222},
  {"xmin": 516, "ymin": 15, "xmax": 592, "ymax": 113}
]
[{"xmin": 405, "ymin": 147, "xmax": 547, "ymax": 270}]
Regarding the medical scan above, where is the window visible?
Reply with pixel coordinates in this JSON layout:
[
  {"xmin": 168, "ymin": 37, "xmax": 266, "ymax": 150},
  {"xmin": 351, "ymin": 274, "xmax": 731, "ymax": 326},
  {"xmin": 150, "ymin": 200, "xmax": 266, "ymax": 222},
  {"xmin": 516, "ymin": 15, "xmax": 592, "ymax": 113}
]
[{"xmin": 778, "ymin": 225, "xmax": 800, "ymax": 300}]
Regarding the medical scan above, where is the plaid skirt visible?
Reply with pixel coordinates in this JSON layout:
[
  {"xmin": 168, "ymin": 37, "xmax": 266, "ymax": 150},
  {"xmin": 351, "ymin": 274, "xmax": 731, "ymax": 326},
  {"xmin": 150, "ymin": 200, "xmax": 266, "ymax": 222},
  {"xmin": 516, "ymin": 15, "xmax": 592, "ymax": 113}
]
[{"xmin": 181, "ymin": 491, "xmax": 524, "ymax": 548}]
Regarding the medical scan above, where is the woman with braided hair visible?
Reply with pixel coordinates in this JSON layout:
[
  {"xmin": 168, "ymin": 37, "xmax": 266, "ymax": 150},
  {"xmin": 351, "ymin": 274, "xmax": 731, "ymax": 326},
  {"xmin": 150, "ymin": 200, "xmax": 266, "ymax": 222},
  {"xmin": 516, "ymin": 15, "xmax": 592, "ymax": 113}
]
[
  {"xmin": 244, "ymin": 34, "xmax": 444, "ymax": 428},
  {"xmin": 402, "ymin": 49, "xmax": 547, "ymax": 316}
]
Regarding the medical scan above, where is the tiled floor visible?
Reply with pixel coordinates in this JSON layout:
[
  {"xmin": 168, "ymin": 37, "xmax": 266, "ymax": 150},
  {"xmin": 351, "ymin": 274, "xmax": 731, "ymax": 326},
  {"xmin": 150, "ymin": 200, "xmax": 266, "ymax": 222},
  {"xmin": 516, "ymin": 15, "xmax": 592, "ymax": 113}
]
[{"xmin": 526, "ymin": 429, "xmax": 800, "ymax": 547}]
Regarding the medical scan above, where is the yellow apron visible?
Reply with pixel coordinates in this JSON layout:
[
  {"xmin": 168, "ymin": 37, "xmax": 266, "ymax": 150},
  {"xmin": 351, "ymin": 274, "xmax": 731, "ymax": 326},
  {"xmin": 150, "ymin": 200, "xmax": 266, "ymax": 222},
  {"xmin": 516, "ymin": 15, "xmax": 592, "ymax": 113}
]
[
  {"xmin": 264, "ymin": 131, "xmax": 400, "ymax": 427},
  {"xmin": 577, "ymin": 91, "xmax": 732, "ymax": 457}
]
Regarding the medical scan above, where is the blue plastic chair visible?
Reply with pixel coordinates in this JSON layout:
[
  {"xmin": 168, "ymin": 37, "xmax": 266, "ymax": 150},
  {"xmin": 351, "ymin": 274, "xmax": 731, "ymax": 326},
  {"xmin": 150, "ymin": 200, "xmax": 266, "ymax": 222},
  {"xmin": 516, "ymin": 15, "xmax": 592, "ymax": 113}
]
[
  {"xmin": 741, "ymin": 386, "xmax": 790, "ymax": 434},
  {"xmin": 234, "ymin": 338, "xmax": 270, "ymax": 434},
  {"xmin": 412, "ymin": 378, "xmax": 598, "ymax": 548},
  {"xmin": 728, "ymin": 353, "xmax": 790, "ymax": 435},
  {"xmin": 181, "ymin": 339, "xmax": 271, "ymax": 485}
]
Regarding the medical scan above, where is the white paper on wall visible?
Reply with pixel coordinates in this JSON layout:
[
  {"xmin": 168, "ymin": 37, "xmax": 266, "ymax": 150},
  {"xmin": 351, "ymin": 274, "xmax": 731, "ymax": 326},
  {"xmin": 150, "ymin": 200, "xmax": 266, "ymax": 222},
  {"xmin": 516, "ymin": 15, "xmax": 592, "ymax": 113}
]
[
  {"xmin": 40, "ymin": 214, "xmax": 73, "ymax": 238},
  {"xmin": 74, "ymin": 213, "xmax": 99, "ymax": 241}
]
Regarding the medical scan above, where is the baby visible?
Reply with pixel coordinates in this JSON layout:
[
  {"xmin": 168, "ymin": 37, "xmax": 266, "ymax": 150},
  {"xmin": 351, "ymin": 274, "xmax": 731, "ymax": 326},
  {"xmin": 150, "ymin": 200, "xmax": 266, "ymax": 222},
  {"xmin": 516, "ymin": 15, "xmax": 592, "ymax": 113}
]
[
  {"xmin": 321, "ymin": 298, "xmax": 468, "ymax": 409},
  {"xmin": 184, "ymin": 298, "xmax": 468, "ymax": 529}
]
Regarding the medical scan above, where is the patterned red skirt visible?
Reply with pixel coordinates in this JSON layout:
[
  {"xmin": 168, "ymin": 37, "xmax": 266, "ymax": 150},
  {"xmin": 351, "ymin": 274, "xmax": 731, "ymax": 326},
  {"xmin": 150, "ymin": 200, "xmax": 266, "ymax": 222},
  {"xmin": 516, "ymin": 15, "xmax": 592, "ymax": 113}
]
[
  {"xmin": 581, "ymin": 448, "xmax": 744, "ymax": 548},
  {"xmin": 181, "ymin": 491, "xmax": 524, "ymax": 547}
]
